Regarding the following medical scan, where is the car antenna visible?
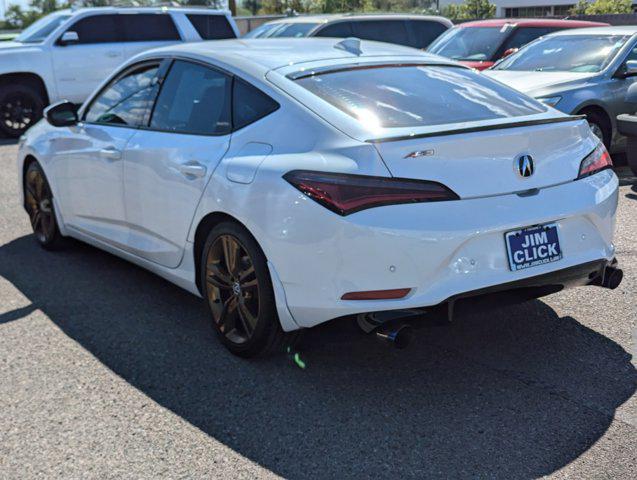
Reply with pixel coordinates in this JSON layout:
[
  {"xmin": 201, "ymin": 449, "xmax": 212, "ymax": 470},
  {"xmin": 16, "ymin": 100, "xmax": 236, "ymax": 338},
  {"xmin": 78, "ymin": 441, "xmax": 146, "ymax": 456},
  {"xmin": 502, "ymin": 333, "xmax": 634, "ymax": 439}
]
[{"xmin": 334, "ymin": 37, "xmax": 362, "ymax": 56}]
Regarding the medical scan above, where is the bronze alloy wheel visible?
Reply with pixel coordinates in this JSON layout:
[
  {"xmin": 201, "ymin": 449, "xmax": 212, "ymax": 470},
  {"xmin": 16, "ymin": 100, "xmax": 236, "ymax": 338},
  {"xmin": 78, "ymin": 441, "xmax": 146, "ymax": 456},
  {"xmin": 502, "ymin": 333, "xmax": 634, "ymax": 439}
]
[
  {"xmin": 205, "ymin": 234, "xmax": 260, "ymax": 345},
  {"xmin": 24, "ymin": 163, "xmax": 58, "ymax": 245}
]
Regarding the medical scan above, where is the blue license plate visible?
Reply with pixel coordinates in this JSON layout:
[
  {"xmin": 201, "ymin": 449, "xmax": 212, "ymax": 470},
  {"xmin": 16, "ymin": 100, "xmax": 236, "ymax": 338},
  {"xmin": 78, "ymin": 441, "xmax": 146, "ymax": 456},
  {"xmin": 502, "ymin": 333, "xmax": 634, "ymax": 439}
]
[{"xmin": 505, "ymin": 223, "xmax": 562, "ymax": 271}]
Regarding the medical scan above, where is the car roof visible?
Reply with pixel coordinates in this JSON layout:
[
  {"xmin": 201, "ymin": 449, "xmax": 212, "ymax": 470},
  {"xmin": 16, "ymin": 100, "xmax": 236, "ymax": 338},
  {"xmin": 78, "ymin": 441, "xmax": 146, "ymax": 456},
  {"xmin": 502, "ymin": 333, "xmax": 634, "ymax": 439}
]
[
  {"xmin": 546, "ymin": 25, "xmax": 637, "ymax": 36},
  {"xmin": 458, "ymin": 18, "xmax": 609, "ymax": 28},
  {"xmin": 141, "ymin": 38, "xmax": 453, "ymax": 76},
  {"xmin": 265, "ymin": 13, "xmax": 451, "ymax": 25},
  {"xmin": 61, "ymin": 6, "xmax": 230, "ymax": 16}
]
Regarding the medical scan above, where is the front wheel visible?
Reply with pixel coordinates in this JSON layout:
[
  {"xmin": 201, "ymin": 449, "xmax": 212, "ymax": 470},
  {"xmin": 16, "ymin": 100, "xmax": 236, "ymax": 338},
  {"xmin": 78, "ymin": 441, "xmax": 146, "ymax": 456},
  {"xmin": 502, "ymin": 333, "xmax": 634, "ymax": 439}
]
[
  {"xmin": 200, "ymin": 221, "xmax": 296, "ymax": 357},
  {"xmin": 24, "ymin": 162, "xmax": 64, "ymax": 250},
  {"xmin": 0, "ymin": 84, "xmax": 44, "ymax": 138},
  {"xmin": 584, "ymin": 110, "xmax": 611, "ymax": 149}
]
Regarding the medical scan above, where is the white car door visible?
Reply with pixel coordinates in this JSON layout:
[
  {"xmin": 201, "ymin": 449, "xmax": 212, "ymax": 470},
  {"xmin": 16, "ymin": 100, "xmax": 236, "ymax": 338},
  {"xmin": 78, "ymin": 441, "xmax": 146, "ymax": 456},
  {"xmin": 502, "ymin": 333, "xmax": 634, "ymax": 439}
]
[
  {"xmin": 120, "ymin": 13, "xmax": 184, "ymax": 59},
  {"xmin": 51, "ymin": 61, "xmax": 162, "ymax": 246},
  {"xmin": 50, "ymin": 14, "xmax": 126, "ymax": 103},
  {"xmin": 122, "ymin": 60, "xmax": 232, "ymax": 268}
]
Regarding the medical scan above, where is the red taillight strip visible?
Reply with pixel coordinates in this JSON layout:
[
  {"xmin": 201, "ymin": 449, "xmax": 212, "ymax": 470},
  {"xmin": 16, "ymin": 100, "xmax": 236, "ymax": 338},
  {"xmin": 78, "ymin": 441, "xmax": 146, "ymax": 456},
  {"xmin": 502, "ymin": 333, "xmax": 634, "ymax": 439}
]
[
  {"xmin": 284, "ymin": 170, "xmax": 459, "ymax": 216},
  {"xmin": 341, "ymin": 288, "xmax": 411, "ymax": 300},
  {"xmin": 577, "ymin": 143, "xmax": 613, "ymax": 179}
]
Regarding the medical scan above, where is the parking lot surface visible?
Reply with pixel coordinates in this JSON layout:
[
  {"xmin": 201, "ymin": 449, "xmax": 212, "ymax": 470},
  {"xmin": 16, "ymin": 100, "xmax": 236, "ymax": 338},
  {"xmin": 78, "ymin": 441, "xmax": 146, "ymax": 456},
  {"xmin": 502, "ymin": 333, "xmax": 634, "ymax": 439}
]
[{"xmin": 0, "ymin": 140, "xmax": 636, "ymax": 479}]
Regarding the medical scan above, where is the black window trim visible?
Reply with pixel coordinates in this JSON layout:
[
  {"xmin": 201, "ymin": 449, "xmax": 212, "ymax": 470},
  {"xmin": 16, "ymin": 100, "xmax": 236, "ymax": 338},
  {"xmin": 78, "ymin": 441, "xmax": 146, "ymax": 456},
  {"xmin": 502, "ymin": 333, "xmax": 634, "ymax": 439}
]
[
  {"xmin": 81, "ymin": 56, "xmax": 281, "ymax": 135},
  {"xmin": 56, "ymin": 12, "xmax": 182, "ymax": 46},
  {"xmin": 81, "ymin": 59, "xmax": 165, "ymax": 128}
]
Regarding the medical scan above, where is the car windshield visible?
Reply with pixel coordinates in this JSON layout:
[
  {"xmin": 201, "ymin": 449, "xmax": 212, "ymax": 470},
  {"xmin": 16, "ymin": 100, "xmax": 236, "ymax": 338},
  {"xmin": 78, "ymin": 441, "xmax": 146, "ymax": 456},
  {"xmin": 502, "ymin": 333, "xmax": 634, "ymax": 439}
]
[
  {"xmin": 15, "ymin": 13, "xmax": 71, "ymax": 43},
  {"xmin": 494, "ymin": 34, "xmax": 629, "ymax": 72},
  {"xmin": 244, "ymin": 22, "xmax": 319, "ymax": 38},
  {"xmin": 428, "ymin": 26, "xmax": 511, "ymax": 61},
  {"xmin": 295, "ymin": 65, "xmax": 545, "ymax": 129}
]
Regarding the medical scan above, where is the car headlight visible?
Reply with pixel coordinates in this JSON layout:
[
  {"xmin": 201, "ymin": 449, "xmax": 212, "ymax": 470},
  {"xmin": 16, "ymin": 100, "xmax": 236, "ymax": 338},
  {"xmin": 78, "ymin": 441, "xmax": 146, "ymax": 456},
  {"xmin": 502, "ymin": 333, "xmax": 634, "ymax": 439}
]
[{"xmin": 537, "ymin": 96, "xmax": 562, "ymax": 107}]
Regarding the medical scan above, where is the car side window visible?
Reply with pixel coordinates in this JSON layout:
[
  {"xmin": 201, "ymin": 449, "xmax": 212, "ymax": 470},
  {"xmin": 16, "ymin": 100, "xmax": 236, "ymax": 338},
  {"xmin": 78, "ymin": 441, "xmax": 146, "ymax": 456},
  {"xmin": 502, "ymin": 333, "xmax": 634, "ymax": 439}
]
[
  {"xmin": 501, "ymin": 27, "xmax": 554, "ymax": 53},
  {"xmin": 65, "ymin": 14, "xmax": 125, "ymax": 44},
  {"xmin": 233, "ymin": 79, "xmax": 280, "ymax": 130},
  {"xmin": 187, "ymin": 14, "xmax": 236, "ymax": 40},
  {"xmin": 122, "ymin": 14, "xmax": 180, "ymax": 42},
  {"xmin": 407, "ymin": 20, "xmax": 448, "ymax": 49},
  {"xmin": 314, "ymin": 21, "xmax": 353, "ymax": 38},
  {"xmin": 84, "ymin": 63, "xmax": 160, "ymax": 127},
  {"xmin": 351, "ymin": 20, "xmax": 410, "ymax": 46},
  {"xmin": 150, "ymin": 60, "xmax": 231, "ymax": 135}
]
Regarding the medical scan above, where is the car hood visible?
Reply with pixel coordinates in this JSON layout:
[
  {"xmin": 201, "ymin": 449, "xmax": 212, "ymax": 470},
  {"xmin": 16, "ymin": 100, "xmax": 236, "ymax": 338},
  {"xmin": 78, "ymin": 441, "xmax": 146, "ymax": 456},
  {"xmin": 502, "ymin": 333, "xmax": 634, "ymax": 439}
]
[
  {"xmin": 483, "ymin": 70, "xmax": 598, "ymax": 96},
  {"xmin": 0, "ymin": 41, "xmax": 42, "ymax": 54}
]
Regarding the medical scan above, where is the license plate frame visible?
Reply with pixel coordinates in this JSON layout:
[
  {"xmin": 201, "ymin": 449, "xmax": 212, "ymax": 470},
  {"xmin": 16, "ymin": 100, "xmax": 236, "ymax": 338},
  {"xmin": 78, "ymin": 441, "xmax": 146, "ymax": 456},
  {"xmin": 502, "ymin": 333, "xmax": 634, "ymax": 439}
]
[{"xmin": 505, "ymin": 223, "xmax": 562, "ymax": 272}]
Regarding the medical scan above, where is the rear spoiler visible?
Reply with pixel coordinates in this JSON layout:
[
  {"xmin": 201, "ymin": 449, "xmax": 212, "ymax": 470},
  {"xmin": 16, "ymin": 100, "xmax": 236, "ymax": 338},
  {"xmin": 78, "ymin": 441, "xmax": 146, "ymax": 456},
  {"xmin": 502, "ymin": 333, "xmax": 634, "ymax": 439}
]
[{"xmin": 366, "ymin": 115, "xmax": 587, "ymax": 144}]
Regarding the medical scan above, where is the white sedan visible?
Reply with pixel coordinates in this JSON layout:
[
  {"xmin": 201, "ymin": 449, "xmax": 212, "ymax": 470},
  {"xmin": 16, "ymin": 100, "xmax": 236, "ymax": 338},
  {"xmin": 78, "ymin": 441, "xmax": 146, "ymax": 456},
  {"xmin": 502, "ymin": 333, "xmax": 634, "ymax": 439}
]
[{"xmin": 17, "ymin": 39, "xmax": 622, "ymax": 357}]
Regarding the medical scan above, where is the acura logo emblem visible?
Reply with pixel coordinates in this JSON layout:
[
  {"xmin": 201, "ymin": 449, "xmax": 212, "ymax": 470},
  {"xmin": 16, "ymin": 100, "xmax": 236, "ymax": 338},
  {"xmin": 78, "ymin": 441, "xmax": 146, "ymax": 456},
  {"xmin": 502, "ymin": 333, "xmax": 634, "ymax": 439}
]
[{"xmin": 517, "ymin": 155, "xmax": 535, "ymax": 178}]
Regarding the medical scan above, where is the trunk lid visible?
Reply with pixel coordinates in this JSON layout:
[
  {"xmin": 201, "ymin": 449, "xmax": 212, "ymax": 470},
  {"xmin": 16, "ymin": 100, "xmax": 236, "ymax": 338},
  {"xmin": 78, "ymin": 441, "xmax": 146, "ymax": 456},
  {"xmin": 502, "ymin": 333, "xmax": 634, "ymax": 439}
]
[{"xmin": 372, "ymin": 118, "xmax": 596, "ymax": 199}]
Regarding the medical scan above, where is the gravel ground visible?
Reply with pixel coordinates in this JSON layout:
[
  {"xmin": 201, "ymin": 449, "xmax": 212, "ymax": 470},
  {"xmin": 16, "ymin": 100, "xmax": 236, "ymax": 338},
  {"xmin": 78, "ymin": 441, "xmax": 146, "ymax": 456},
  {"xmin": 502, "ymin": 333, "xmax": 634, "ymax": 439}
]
[{"xmin": 0, "ymin": 140, "xmax": 635, "ymax": 479}]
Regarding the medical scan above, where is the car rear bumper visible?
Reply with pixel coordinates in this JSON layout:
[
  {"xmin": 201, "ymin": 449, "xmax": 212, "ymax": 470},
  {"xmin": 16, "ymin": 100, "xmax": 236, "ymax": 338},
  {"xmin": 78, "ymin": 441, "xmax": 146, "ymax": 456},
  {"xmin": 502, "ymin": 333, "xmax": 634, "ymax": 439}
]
[{"xmin": 259, "ymin": 169, "xmax": 619, "ymax": 329}]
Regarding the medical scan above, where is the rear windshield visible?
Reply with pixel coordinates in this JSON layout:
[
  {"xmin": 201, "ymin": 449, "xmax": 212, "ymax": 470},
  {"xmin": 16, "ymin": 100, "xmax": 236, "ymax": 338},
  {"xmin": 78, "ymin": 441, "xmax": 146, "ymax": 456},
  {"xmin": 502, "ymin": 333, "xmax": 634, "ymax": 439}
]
[
  {"xmin": 428, "ymin": 26, "xmax": 511, "ymax": 61},
  {"xmin": 294, "ymin": 65, "xmax": 545, "ymax": 129}
]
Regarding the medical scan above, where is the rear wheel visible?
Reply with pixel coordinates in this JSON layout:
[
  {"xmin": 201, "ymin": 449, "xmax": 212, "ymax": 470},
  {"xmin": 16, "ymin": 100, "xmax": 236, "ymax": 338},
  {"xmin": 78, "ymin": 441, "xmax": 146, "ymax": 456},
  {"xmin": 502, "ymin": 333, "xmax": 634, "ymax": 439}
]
[
  {"xmin": 201, "ymin": 221, "xmax": 296, "ymax": 357},
  {"xmin": 23, "ymin": 162, "xmax": 64, "ymax": 250},
  {"xmin": 0, "ymin": 84, "xmax": 44, "ymax": 138}
]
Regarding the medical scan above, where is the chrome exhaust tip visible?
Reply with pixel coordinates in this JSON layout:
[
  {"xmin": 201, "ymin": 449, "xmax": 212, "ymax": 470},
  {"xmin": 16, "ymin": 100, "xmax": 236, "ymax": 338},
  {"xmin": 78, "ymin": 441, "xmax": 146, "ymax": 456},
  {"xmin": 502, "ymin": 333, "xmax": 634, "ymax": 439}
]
[{"xmin": 376, "ymin": 324, "xmax": 413, "ymax": 349}]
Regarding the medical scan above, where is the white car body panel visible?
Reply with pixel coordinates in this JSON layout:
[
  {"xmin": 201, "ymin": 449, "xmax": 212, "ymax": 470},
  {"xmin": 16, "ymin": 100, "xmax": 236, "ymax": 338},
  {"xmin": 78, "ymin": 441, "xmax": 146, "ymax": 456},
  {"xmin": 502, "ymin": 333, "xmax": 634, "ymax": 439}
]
[{"xmin": 18, "ymin": 39, "xmax": 619, "ymax": 332}]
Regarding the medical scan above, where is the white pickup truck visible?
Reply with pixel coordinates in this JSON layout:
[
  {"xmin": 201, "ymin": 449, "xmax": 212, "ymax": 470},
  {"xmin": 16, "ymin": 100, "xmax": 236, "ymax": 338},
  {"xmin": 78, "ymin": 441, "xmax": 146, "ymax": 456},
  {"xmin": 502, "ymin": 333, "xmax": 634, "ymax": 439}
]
[{"xmin": 0, "ymin": 6, "xmax": 238, "ymax": 137}]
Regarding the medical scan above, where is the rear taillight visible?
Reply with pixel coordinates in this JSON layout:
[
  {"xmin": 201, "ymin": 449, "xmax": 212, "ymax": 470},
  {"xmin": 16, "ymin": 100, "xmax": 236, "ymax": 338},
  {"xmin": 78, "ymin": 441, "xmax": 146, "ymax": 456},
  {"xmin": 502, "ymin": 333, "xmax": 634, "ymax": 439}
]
[
  {"xmin": 283, "ymin": 170, "xmax": 458, "ymax": 216},
  {"xmin": 578, "ymin": 143, "xmax": 613, "ymax": 179}
]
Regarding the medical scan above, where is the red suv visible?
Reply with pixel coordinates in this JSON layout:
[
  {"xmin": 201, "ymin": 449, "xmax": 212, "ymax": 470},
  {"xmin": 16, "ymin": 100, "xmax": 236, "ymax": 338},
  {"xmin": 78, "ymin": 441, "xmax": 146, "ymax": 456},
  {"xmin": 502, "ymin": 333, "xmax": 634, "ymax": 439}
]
[{"xmin": 428, "ymin": 18, "xmax": 608, "ymax": 70}]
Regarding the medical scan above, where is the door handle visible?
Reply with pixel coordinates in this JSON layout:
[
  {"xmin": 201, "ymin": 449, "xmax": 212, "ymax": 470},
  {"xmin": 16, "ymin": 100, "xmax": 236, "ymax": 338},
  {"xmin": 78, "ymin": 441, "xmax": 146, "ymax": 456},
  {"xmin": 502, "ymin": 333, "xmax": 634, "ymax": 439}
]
[
  {"xmin": 178, "ymin": 163, "xmax": 207, "ymax": 178},
  {"xmin": 99, "ymin": 147, "xmax": 122, "ymax": 161}
]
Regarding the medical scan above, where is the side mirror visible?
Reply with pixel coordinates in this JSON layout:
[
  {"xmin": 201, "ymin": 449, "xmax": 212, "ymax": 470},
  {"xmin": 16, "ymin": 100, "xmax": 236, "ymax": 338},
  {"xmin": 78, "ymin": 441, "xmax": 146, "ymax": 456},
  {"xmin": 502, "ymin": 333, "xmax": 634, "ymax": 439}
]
[
  {"xmin": 44, "ymin": 101, "xmax": 78, "ymax": 127},
  {"xmin": 58, "ymin": 31, "xmax": 79, "ymax": 46},
  {"xmin": 618, "ymin": 60, "xmax": 637, "ymax": 79},
  {"xmin": 502, "ymin": 48, "xmax": 518, "ymax": 59}
]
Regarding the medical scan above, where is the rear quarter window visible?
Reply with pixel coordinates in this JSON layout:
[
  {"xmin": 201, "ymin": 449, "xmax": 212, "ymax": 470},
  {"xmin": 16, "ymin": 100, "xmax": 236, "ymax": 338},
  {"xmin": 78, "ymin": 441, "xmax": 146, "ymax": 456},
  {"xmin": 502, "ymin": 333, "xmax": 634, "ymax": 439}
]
[
  {"xmin": 294, "ymin": 65, "xmax": 546, "ymax": 129},
  {"xmin": 187, "ymin": 14, "xmax": 236, "ymax": 40},
  {"xmin": 233, "ymin": 79, "xmax": 279, "ymax": 130}
]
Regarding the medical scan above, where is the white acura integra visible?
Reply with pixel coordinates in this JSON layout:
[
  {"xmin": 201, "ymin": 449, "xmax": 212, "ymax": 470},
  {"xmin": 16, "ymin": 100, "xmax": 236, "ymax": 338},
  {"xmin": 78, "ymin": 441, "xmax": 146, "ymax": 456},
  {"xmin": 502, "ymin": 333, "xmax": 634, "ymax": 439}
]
[{"xmin": 17, "ymin": 39, "xmax": 621, "ymax": 357}]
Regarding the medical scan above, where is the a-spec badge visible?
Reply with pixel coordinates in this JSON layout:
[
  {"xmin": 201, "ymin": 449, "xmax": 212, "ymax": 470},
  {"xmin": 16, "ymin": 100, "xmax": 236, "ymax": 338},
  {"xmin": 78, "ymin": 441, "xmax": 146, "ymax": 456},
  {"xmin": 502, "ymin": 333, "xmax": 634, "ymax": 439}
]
[{"xmin": 404, "ymin": 149, "xmax": 435, "ymax": 159}]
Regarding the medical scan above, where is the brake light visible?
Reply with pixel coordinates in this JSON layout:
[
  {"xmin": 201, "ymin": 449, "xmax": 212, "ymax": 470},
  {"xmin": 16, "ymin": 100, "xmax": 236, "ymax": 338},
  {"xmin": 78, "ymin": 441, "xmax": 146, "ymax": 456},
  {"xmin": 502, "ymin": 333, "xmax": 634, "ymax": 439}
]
[
  {"xmin": 283, "ymin": 170, "xmax": 459, "ymax": 216},
  {"xmin": 341, "ymin": 288, "xmax": 411, "ymax": 300},
  {"xmin": 578, "ymin": 143, "xmax": 613, "ymax": 179}
]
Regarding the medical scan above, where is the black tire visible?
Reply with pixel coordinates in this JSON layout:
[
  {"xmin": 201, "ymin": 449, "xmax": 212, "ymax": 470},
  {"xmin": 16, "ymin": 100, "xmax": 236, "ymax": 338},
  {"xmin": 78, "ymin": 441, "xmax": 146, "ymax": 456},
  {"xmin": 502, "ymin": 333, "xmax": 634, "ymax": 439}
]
[
  {"xmin": 0, "ymin": 84, "xmax": 44, "ymax": 138},
  {"xmin": 200, "ymin": 221, "xmax": 297, "ymax": 358},
  {"xmin": 584, "ymin": 110, "xmax": 612, "ymax": 149},
  {"xmin": 24, "ymin": 161, "xmax": 65, "ymax": 250}
]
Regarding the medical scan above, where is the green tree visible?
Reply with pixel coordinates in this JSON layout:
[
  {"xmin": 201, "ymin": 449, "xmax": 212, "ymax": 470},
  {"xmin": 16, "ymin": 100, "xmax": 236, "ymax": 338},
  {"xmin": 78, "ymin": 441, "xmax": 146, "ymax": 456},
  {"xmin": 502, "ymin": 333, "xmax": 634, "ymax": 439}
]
[
  {"xmin": 441, "ymin": 0, "xmax": 494, "ymax": 19},
  {"xmin": 569, "ymin": 0, "xmax": 589, "ymax": 14},
  {"xmin": 585, "ymin": 0, "xmax": 632, "ymax": 14}
]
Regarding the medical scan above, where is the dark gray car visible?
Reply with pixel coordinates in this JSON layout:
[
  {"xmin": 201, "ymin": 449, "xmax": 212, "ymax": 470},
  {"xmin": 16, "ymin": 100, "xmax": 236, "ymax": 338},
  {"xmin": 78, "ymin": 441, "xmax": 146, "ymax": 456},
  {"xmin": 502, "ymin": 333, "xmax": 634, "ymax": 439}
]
[{"xmin": 485, "ymin": 26, "xmax": 637, "ymax": 151}]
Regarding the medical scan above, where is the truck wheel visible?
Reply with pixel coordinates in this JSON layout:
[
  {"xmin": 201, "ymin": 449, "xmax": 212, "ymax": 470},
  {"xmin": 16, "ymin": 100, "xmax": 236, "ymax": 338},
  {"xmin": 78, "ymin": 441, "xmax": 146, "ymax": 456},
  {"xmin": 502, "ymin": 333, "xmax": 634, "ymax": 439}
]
[{"xmin": 0, "ymin": 84, "xmax": 44, "ymax": 138}]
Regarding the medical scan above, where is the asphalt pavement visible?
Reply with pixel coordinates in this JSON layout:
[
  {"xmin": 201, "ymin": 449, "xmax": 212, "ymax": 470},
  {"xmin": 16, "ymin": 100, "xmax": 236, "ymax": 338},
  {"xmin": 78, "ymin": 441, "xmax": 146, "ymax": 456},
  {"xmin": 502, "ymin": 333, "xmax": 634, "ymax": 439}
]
[{"xmin": 0, "ymin": 140, "xmax": 636, "ymax": 479}]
